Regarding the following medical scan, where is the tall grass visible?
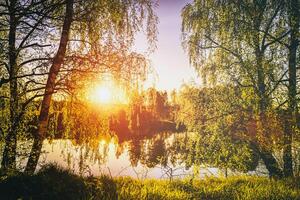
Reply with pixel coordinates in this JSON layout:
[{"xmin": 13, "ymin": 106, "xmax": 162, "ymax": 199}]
[{"xmin": 0, "ymin": 164, "xmax": 299, "ymax": 199}]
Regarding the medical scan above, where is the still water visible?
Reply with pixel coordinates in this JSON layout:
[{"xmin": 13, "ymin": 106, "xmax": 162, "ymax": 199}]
[{"xmin": 36, "ymin": 133, "xmax": 220, "ymax": 179}]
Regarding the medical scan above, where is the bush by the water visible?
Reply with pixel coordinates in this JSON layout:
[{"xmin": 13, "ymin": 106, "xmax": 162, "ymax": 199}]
[{"xmin": 0, "ymin": 164, "xmax": 299, "ymax": 200}]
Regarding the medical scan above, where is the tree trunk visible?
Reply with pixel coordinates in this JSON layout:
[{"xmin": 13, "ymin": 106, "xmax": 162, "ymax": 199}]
[
  {"xmin": 255, "ymin": 47, "xmax": 282, "ymax": 178},
  {"xmin": 283, "ymin": 0, "xmax": 300, "ymax": 178},
  {"xmin": 254, "ymin": 26, "xmax": 282, "ymax": 177},
  {"xmin": 259, "ymin": 148, "xmax": 283, "ymax": 178},
  {"xmin": 251, "ymin": 142, "xmax": 283, "ymax": 178},
  {"xmin": 25, "ymin": 0, "xmax": 74, "ymax": 174},
  {"xmin": 283, "ymin": 115, "xmax": 293, "ymax": 177},
  {"xmin": 1, "ymin": 0, "xmax": 18, "ymax": 173}
]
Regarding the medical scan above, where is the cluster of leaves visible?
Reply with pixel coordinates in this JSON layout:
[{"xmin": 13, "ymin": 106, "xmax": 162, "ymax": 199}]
[{"xmin": 175, "ymin": 84, "xmax": 265, "ymax": 173}]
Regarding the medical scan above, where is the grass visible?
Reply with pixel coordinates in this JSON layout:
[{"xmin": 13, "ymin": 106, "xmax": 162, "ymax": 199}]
[{"xmin": 0, "ymin": 164, "xmax": 299, "ymax": 200}]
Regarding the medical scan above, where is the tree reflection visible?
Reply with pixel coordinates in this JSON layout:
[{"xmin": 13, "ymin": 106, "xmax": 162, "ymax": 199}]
[
  {"xmin": 141, "ymin": 134, "xmax": 168, "ymax": 168},
  {"xmin": 128, "ymin": 139, "xmax": 142, "ymax": 167}
]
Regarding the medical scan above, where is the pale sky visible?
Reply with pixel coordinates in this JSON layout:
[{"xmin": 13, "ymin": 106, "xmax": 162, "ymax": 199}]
[{"xmin": 134, "ymin": 0, "xmax": 198, "ymax": 91}]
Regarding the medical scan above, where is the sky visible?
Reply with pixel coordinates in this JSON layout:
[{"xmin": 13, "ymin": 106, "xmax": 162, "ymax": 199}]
[{"xmin": 134, "ymin": 0, "xmax": 198, "ymax": 91}]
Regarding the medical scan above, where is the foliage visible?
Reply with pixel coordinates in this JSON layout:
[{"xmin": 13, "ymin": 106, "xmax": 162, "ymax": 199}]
[
  {"xmin": 176, "ymin": 84, "xmax": 260, "ymax": 172},
  {"xmin": 181, "ymin": 0, "xmax": 300, "ymax": 177}
]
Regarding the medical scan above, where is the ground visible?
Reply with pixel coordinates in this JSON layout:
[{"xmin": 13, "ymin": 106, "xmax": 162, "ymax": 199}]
[{"xmin": 0, "ymin": 164, "xmax": 299, "ymax": 200}]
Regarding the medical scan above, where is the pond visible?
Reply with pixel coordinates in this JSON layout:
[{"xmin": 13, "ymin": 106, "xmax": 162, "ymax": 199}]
[
  {"xmin": 3, "ymin": 131, "xmax": 264, "ymax": 179},
  {"xmin": 35, "ymin": 132, "xmax": 222, "ymax": 179}
]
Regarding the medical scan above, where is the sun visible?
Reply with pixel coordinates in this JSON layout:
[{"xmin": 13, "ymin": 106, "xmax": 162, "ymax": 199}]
[
  {"xmin": 87, "ymin": 82, "xmax": 128, "ymax": 105},
  {"xmin": 94, "ymin": 85, "xmax": 112, "ymax": 104}
]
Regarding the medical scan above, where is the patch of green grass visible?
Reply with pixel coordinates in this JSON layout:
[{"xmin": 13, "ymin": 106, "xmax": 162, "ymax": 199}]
[
  {"xmin": 0, "ymin": 164, "xmax": 299, "ymax": 199},
  {"xmin": 115, "ymin": 176, "xmax": 300, "ymax": 200}
]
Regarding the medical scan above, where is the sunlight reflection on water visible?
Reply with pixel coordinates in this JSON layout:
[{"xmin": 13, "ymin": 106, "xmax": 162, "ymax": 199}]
[{"xmin": 39, "ymin": 138, "xmax": 219, "ymax": 179}]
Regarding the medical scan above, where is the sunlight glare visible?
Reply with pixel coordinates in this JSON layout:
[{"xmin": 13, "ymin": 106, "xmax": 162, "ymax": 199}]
[
  {"xmin": 88, "ymin": 82, "xmax": 128, "ymax": 105},
  {"xmin": 94, "ymin": 86, "xmax": 112, "ymax": 104}
]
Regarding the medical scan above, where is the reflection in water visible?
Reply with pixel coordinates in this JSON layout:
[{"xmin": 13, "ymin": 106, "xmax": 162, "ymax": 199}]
[{"xmin": 38, "ymin": 133, "xmax": 220, "ymax": 179}]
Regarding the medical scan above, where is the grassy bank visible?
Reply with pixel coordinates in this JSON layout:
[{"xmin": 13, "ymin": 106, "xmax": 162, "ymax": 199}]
[{"xmin": 0, "ymin": 165, "xmax": 299, "ymax": 200}]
